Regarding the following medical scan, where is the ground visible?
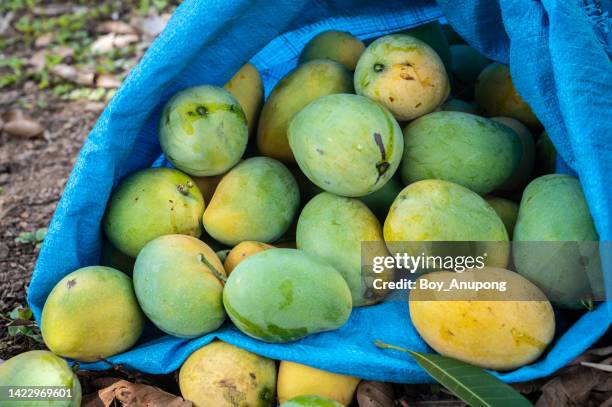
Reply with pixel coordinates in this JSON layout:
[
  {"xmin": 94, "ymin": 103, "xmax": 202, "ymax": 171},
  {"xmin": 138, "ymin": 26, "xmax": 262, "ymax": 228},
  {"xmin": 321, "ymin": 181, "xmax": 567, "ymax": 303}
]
[{"xmin": 0, "ymin": 1, "xmax": 610, "ymax": 406}]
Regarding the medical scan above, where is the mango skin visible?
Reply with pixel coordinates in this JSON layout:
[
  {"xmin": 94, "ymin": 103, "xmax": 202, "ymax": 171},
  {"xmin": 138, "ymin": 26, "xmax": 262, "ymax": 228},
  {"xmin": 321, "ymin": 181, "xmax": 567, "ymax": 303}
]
[
  {"xmin": 159, "ymin": 85, "xmax": 248, "ymax": 176},
  {"xmin": 449, "ymin": 44, "xmax": 489, "ymax": 100},
  {"xmin": 224, "ymin": 63, "xmax": 264, "ymax": 138},
  {"xmin": 224, "ymin": 240, "xmax": 274, "ymax": 275},
  {"xmin": 438, "ymin": 98, "xmax": 478, "ymax": 114},
  {"xmin": 133, "ymin": 235, "xmax": 226, "ymax": 338},
  {"xmin": 354, "ymin": 34, "xmax": 450, "ymax": 121},
  {"xmin": 535, "ymin": 131, "xmax": 557, "ymax": 175},
  {"xmin": 281, "ymin": 395, "xmax": 344, "ymax": 407},
  {"xmin": 203, "ymin": 157, "xmax": 300, "ymax": 246},
  {"xmin": 513, "ymin": 175, "xmax": 600, "ymax": 308},
  {"xmin": 278, "ymin": 361, "xmax": 360, "ymax": 406},
  {"xmin": 41, "ymin": 266, "xmax": 144, "ymax": 362},
  {"xmin": 223, "ymin": 248, "xmax": 352, "ymax": 342},
  {"xmin": 384, "ymin": 180, "xmax": 509, "ymax": 268},
  {"xmin": 475, "ymin": 63, "xmax": 541, "ymax": 130},
  {"xmin": 485, "ymin": 196, "xmax": 519, "ymax": 236},
  {"xmin": 103, "ymin": 167, "xmax": 204, "ymax": 257},
  {"xmin": 402, "ymin": 21, "xmax": 452, "ymax": 74},
  {"xmin": 401, "ymin": 111, "xmax": 522, "ymax": 195},
  {"xmin": 359, "ymin": 176, "xmax": 402, "ymax": 221},
  {"xmin": 297, "ymin": 192, "xmax": 392, "ymax": 306},
  {"xmin": 409, "ymin": 268, "xmax": 555, "ymax": 370},
  {"xmin": 257, "ymin": 60, "xmax": 353, "ymax": 162},
  {"xmin": 299, "ymin": 30, "xmax": 365, "ymax": 71},
  {"xmin": 179, "ymin": 341, "xmax": 276, "ymax": 407},
  {"xmin": 491, "ymin": 116, "xmax": 535, "ymax": 192},
  {"xmin": 0, "ymin": 350, "xmax": 81, "ymax": 407},
  {"xmin": 288, "ymin": 94, "xmax": 403, "ymax": 197}
]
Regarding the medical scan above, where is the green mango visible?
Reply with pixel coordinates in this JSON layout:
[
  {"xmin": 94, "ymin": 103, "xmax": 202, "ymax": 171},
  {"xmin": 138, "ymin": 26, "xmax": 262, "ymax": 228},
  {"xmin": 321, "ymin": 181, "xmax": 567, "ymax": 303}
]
[
  {"xmin": 438, "ymin": 98, "xmax": 478, "ymax": 114},
  {"xmin": 281, "ymin": 395, "xmax": 343, "ymax": 407},
  {"xmin": 133, "ymin": 234, "xmax": 226, "ymax": 338},
  {"xmin": 223, "ymin": 248, "xmax": 352, "ymax": 342},
  {"xmin": 354, "ymin": 34, "xmax": 450, "ymax": 121},
  {"xmin": 491, "ymin": 117, "xmax": 535, "ymax": 192},
  {"xmin": 41, "ymin": 266, "xmax": 144, "ymax": 362},
  {"xmin": 401, "ymin": 111, "xmax": 522, "ymax": 195},
  {"xmin": 359, "ymin": 176, "xmax": 403, "ymax": 220},
  {"xmin": 203, "ymin": 157, "xmax": 300, "ymax": 245},
  {"xmin": 159, "ymin": 85, "xmax": 248, "ymax": 176},
  {"xmin": 449, "ymin": 44, "xmax": 489, "ymax": 100},
  {"xmin": 288, "ymin": 93, "xmax": 403, "ymax": 197},
  {"xmin": 475, "ymin": 63, "xmax": 541, "ymax": 130},
  {"xmin": 297, "ymin": 192, "xmax": 393, "ymax": 306},
  {"xmin": 299, "ymin": 30, "xmax": 365, "ymax": 70},
  {"xmin": 485, "ymin": 196, "xmax": 519, "ymax": 236},
  {"xmin": 384, "ymin": 179, "xmax": 509, "ymax": 269},
  {"xmin": 402, "ymin": 21, "xmax": 452, "ymax": 74},
  {"xmin": 513, "ymin": 174, "xmax": 601, "ymax": 308},
  {"xmin": 535, "ymin": 131, "xmax": 557, "ymax": 175},
  {"xmin": 257, "ymin": 60, "xmax": 353, "ymax": 162},
  {"xmin": 0, "ymin": 351, "xmax": 81, "ymax": 407},
  {"xmin": 103, "ymin": 167, "xmax": 204, "ymax": 257}
]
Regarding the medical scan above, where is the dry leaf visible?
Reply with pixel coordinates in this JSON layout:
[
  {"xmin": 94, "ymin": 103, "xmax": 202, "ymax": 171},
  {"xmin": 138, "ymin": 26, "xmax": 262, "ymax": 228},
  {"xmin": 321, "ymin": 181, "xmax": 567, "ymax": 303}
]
[
  {"xmin": 97, "ymin": 21, "xmax": 138, "ymax": 35},
  {"xmin": 3, "ymin": 118, "xmax": 44, "ymax": 139},
  {"xmin": 95, "ymin": 74, "xmax": 121, "ymax": 89},
  {"xmin": 357, "ymin": 381, "xmax": 395, "ymax": 407},
  {"xmin": 113, "ymin": 34, "xmax": 139, "ymax": 48},
  {"xmin": 90, "ymin": 33, "xmax": 139, "ymax": 53},
  {"xmin": 537, "ymin": 364, "xmax": 611, "ymax": 407},
  {"xmin": 32, "ymin": 4, "xmax": 79, "ymax": 16},
  {"xmin": 51, "ymin": 64, "xmax": 95, "ymax": 86},
  {"xmin": 35, "ymin": 33, "xmax": 54, "ymax": 48},
  {"xmin": 82, "ymin": 378, "xmax": 192, "ymax": 407},
  {"xmin": 0, "ymin": 11, "xmax": 15, "ymax": 36},
  {"xmin": 131, "ymin": 13, "xmax": 171, "ymax": 38},
  {"xmin": 581, "ymin": 361, "xmax": 612, "ymax": 373}
]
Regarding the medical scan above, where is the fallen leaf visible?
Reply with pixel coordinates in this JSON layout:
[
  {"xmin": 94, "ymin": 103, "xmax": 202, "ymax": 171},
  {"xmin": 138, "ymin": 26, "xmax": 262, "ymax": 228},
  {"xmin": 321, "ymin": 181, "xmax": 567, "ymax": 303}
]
[
  {"xmin": 97, "ymin": 21, "xmax": 138, "ymax": 35},
  {"xmin": 581, "ymin": 361, "xmax": 612, "ymax": 373},
  {"xmin": 0, "ymin": 11, "xmax": 15, "ymax": 36},
  {"xmin": 1, "ymin": 109, "xmax": 24, "ymax": 123},
  {"xmin": 113, "ymin": 34, "xmax": 140, "ymax": 48},
  {"xmin": 82, "ymin": 378, "xmax": 192, "ymax": 407},
  {"xmin": 51, "ymin": 64, "xmax": 95, "ymax": 86},
  {"xmin": 82, "ymin": 102, "xmax": 106, "ymax": 113},
  {"xmin": 90, "ymin": 33, "xmax": 140, "ymax": 54},
  {"xmin": 537, "ymin": 364, "xmax": 611, "ymax": 407},
  {"xmin": 131, "ymin": 12, "xmax": 171, "ymax": 38},
  {"xmin": 357, "ymin": 381, "xmax": 395, "ymax": 407},
  {"xmin": 32, "ymin": 4, "xmax": 77, "ymax": 16},
  {"xmin": 3, "ymin": 118, "xmax": 44, "ymax": 139},
  {"xmin": 95, "ymin": 74, "xmax": 121, "ymax": 89},
  {"xmin": 35, "ymin": 33, "xmax": 55, "ymax": 48},
  {"xmin": 588, "ymin": 346, "xmax": 612, "ymax": 357}
]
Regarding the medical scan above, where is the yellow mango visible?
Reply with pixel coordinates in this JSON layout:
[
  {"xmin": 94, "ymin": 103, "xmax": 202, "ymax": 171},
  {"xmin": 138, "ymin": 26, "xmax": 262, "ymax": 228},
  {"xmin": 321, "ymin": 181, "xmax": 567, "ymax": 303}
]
[
  {"xmin": 224, "ymin": 240, "xmax": 274, "ymax": 275},
  {"xmin": 224, "ymin": 63, "xmax": 264, "ymax": 138}
]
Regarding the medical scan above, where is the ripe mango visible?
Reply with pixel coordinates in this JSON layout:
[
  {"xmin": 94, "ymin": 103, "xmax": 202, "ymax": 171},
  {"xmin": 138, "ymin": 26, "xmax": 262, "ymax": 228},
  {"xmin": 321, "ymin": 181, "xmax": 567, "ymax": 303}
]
[
  {"xmin": 224, "ymin": 63, "xmax": 264, "ymax": 138},
  {"xmin": 475, "ymin": 63, "xmax": 541, "ymax": 130},
  {"xmin": 384, "ymin": 180, "xmax": 509, "ymax": 268},
  {"xmin": 179, "ymin": 341, "xmax": 276, "ymax": 407},
  {"xmin": 409, "ymin": 268, "xmax": 555, "ymax": 370},
  {"xmin": 41, "ymin": 266, "xmax": 144, "ymax": 362},
  {"xmin": 257, "ymin": 60, "xmax": 353, "ymax": 162},
  {"xmin": 288, "ymin": 94, "xmax": 403, "ymax": 197},
  {"xmin": 103, "ymin": 167, "xmax": 204, "ymax": 257},
  {"xmin": 513, "ymin": 174, "xmax": 601, "ymax": 308},
  {"xmin": 491, "ymin": 116, "xmax": 535, "ymax": 192},
  {"xmin": 133, "ymin": 235, "xmax": 226, "ymax": 338},
  {"xmin": 299, "ymin": 30, "xmax": 365, "ymax": 70},
  {"xmin": 278, "ymin": 361, "xmax": 360, "ymax": 405},
  {"xmin": 485, "ymin": 196, "xmax": 519, "ymax": 236},
  {"xmin": 297, "ymin": 192, "xmax": 392, "ymax": 306},
  {"xmin": 354, "ymin": 34, "xmax": 450, "ymax": 121},
  {"xmin": 281, "ymin": 395, "xmax": 344, "ymax": 407},
  {"xmin": 223, "ymin": 248, "xmax": 352, "ymax": 342},
  {"xmin": 402, "ymin": 21, "xmax": 452, "ymax": 74},
  {"xmin": 449, "ymin": 44, "xmax": 489, "ymax": 100},
  {"xmin": 159, "ymin": 85, "xmax": 248, "ymax": 176},
  {"xmin": 224, "ymin": 240, "xmax": 274, "ymax": 275},
  {"xmin": 0, "ymin": 350, "xmax": 81, "ymax": 407},
  {"xmin": 359, "ymin": 176, "xmax": 402, "ymax": 221},
  {"xmin": 401, "ymin": 111, "xmax": 522, "ymax": 195},
  {"xmin": 203, "ymin": 157, "xmax": 299, "ymax": 245}
]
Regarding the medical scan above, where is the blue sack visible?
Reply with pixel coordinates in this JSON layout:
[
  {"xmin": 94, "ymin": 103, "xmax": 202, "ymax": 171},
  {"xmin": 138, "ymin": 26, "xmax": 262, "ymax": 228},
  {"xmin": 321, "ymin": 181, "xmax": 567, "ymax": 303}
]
[{"xmin": 29, "ymin": 0, "xmax": 611, "ymax": 383}]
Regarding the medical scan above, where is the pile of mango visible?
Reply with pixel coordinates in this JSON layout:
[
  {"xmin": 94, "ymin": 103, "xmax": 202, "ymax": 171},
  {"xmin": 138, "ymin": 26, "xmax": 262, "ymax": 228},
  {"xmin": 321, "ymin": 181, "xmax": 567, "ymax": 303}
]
[{"xmin": 2, "ymin": 22, "xmax": 602, "ymax": 407}]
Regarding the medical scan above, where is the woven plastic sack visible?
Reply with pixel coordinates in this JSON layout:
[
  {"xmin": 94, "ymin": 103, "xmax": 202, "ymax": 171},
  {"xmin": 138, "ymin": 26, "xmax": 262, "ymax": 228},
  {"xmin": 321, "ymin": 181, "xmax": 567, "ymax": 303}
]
[{"xmin": 28, "ymin": 0, "xmax": 611, "ymax": 383}]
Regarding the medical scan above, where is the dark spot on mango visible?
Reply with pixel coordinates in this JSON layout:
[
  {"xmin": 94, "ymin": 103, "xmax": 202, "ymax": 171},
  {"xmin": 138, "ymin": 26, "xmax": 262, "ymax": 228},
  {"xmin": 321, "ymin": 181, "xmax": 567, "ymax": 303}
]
[
  {"xmin": 67, "ymin": 279, "xmax": 77, "ymax": 289},
  {"xmin": 372, "ymin": 132, "xmax": 386, "ymax": 159},
  {"xmin": 375, "ymin": 161, "xmax": 390, "ymax": 183},
  {"xmin": 373, "ymin": 63, "xmax": 385, "ymax": 72},
  {"xmin": 196, "ymin": 106, "xmax": 208, "ymax": 116},
  {"xmin": 389, "ymin": 96, "xmax": 395, "ymax": 102},
  {"xmin": 316, "ymin": 148, "xmax": 325, "ymax": 155},
  {"xmin": 415, "ymin": 102, "xmax": 422, "ymax": 108},
  {"xmin": 400, "ymin": 72, "xmax": 414, "ymax": 80}
]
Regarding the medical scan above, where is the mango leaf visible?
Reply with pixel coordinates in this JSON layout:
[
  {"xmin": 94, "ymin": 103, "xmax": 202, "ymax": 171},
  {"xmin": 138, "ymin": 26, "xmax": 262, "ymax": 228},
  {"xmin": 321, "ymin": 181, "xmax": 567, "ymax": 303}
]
[
  {"xmin": 375, "ymin": 341, "xmax": 533, "ymax": 407},
  {"xmin": 8, "ymin": 305, "xmax": 32, "ymax": 321}
]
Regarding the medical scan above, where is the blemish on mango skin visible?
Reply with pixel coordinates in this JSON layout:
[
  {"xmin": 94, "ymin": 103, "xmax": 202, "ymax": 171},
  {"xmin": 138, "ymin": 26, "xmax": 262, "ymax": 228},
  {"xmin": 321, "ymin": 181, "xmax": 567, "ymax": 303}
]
[{"xmin": 510, "ymin": 328, "xmax": 546, "ymax": 350}]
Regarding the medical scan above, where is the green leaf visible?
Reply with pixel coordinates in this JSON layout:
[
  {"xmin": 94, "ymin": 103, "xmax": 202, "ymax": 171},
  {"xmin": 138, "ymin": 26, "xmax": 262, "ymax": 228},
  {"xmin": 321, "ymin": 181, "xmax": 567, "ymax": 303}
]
[
  {"xmin": 9, "ymin": 306, "xmax": 32, "ymax": 321},
  {"xmin": 375, "ymin": 341, "xmax": 533, "ymax": 407},
  {"xmin": 34, "ymin": 227, "xmax": 48, "ymax": 242},
  {"xmin": 15, "ymin": 232, "xmax": 34, "ymax": 244}
]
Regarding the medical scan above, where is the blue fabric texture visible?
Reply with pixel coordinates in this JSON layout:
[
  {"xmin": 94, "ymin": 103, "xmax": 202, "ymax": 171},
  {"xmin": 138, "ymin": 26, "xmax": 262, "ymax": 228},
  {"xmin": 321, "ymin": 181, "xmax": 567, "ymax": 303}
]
[{"xmin": 28, "ymin": 0, "xmax": 611, "ymax": 383}]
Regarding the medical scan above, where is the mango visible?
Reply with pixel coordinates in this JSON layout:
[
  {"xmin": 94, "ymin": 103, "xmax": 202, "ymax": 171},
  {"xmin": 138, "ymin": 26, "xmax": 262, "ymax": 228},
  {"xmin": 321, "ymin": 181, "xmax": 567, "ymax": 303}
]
[
  {"xmin": 491, "ymin": 116, "xmax": 535, "ymax": 191},
  {"xmin": 513, "ymin": 174, "xmax": 601, "ymax": 308},
  {"xmin": 224, "ymin": 63, "xmax": 264, "ymax": 138},
  {"xmin": 103, "ymin": 167, "xmax": 204, "ymax": 257},
  {"xmin": 224, "ymin": 240, "xmax": 274, "ymax": 275},
  {"xmin": 410, "ymin": 268, "xmax": 555, "ymax": 370},
  {"xmin": 278, "ymin": 361, "xmax": 360, "ymax": 405},
  {"xmin": 359, "ymin": 176, "xmax": 402, "ymax": 221},
  {"xmin": 133, "ymin": 235, "xmax": 226, "ymax": 338},
  {"xmin": 159, "ymin": 85, "xmax": 248, "ymax": 176},
  {"xmin": 100, "ymin": 239, "xmax": 135, "ymax": 275},
  {"xmin": 384, "ymin": 180, "xmax": 509, "ymax": 268},
  {"xmin": 401, "ymin": 111, "xmax": 522, "ymax": 195},
  {"xmin": 475, "ymin": 63, "xmax": 541, "ymax": 130},
  {"xmin": 281, "ymin": 396, "xmax": 343, "ymax": 407},
  {"xmin": 299, "ymin": 30, "xmax": 365, "ymax": 70},
  {"xmin": 449, "ymin": 44, "xmax": 489, "ymax": 100},
  {"xmin": 223, "ymin": 248, "xmax": 352, "ymax": 342},
  {"xmin": 179, "ymin": 341, "xmax": 276, "ymax": 407},
  {"xmin": 535, "ymin": 131, "xmax": 557, "ymax": 175},
  {"xmin": 41, "ymin": 266, "xmax": 144, "ymax": 362},
  {"xmin": 438, "ymin": 98, "xmax": 478, "ymax": 114},
  {"xmin": 485, "ymin": 196, "xmax": 519, "ymax": 236},
  {"xmin": 402, "ymin": 21, "xmax": 452, "ymax": 74},
  {"xmin": 0, "ymin": 350, "xmax": 81, "ymax": 407},
  {"xmin": 297, "ymin": 192, "xmax": 392, "ymax": 306},
  {"xmin": 257, "ymin": 60, "xmax": 353, "ymax": 162},
  {"xmin": 354, "ymin": 34, "xmax": 450, "ymax": 121},
  {"xmin": 203, "ymin": 157, "xmax": 299, "ymax": 245},
  {"xmin": 288, "ymin": 94, "xmax": 403, "ymax": 197}
]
